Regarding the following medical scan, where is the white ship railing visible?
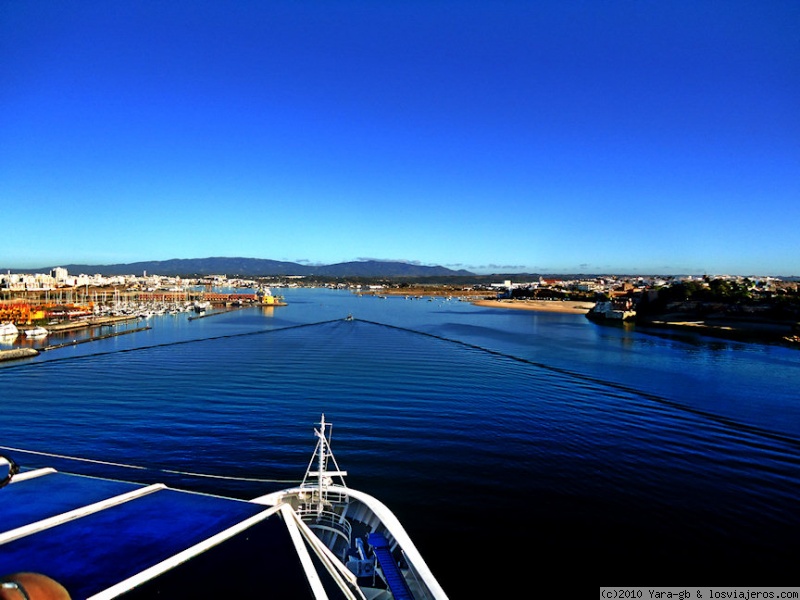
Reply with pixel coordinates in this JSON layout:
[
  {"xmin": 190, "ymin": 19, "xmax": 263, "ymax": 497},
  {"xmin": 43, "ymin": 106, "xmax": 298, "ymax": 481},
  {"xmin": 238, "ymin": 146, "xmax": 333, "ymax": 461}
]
[{"xmin": 297, "ymin": 506, "xmax": 352, "ymax": 544}]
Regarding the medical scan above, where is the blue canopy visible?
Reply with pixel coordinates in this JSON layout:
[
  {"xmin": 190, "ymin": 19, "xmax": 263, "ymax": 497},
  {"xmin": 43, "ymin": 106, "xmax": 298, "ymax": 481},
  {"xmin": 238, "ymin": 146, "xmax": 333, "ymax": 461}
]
[{"xmin": 0, "ymin": 469, "xmax": 316, "ymax": 599}]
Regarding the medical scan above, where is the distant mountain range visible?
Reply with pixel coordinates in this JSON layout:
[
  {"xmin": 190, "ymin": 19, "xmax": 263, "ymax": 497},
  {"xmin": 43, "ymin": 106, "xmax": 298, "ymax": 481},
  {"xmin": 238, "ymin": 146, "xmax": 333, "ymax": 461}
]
[{"xmin": 4, "ymin": 257, "xmax": 475, "ymax": 278}]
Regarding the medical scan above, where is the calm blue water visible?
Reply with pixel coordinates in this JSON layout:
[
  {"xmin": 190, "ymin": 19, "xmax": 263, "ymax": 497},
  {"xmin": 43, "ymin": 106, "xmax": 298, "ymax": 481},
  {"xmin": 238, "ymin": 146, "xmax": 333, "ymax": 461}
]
[{"xmin": 2, "ymin": 288, "xmax": 799, "ymax": 593}]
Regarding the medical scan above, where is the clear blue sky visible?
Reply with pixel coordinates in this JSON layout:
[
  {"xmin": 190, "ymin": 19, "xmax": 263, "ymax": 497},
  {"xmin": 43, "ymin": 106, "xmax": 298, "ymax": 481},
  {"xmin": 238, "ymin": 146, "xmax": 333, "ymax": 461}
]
[{"xmin": 2, "ymin": 1, "xmax": 798, "ymax": 276}]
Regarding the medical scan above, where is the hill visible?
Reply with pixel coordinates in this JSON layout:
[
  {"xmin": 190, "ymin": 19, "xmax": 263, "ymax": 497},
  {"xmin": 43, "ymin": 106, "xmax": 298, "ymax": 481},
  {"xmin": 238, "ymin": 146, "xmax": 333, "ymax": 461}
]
[{"xmin": 5, "ymin": 257, "xmax": 474, "ymax": 278}]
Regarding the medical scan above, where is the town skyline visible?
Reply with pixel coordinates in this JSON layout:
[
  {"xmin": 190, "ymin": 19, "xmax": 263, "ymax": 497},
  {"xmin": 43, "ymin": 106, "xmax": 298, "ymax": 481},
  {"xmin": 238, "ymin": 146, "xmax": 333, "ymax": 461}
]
[{"xmin": 2, "ymin": 256, "xmax": 796, "ymax": 280}]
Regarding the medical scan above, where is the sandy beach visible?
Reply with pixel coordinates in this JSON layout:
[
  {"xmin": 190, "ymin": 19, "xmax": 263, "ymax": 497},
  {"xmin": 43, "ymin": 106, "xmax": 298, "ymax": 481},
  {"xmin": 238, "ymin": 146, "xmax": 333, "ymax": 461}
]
[
  {"xmin": 471, "ymin": 299, "xmax": 595, "ymax": 314},
  {"xmin": 357, "ymin": 288, "xmax": 596, "ymax": 315}
]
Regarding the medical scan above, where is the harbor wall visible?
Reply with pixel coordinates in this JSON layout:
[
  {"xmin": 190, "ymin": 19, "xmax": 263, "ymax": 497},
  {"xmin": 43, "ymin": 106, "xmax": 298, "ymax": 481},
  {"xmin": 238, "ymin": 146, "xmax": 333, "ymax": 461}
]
[{"xmin": 0, "ymin": 348, "xmax": 39, "ymax": 363}]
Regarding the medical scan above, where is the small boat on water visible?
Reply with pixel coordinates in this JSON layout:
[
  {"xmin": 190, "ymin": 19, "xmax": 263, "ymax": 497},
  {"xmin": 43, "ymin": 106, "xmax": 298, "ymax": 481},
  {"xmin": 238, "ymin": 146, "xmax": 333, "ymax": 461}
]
[
  {"xmin": 192, "ymin": 300, "xmax": 211, "ymax": 314},
  {"xmin": 23, "ymin": 326, "xmax": 48, "ymax": 338},
  {"xmin": 0, "ymin": 322, "xmax": 18, "ymax": 338},
  {"xmin": 0, "ymin": 415, "xmax": 448, "ymax": 599}
]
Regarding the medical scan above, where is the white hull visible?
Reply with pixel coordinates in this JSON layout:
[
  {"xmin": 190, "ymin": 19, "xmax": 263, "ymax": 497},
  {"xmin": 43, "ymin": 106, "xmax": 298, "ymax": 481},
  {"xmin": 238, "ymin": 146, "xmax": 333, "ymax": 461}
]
[
  {"xmin": 253, "ymin": 485, "xmax": 447, "ymax": 600},
  {"xmin": 24, "ymin": 326, "xmax": 48, "ymax": 337},
  {"xmin": 0, "ymin": 322, "xmax": 18, "ymax": 337},
  {"xmin": 252, "ymin": 415, "xmax": 448, "ymax": 600}
]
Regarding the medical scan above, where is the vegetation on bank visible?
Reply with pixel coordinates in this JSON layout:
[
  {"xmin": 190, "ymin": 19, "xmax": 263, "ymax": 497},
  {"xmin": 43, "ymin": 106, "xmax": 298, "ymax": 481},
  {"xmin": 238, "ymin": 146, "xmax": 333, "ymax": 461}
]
[
  {"xmin": 596, "ymin": 277, "xmax": 800, "ymax": 345},
  {"xmin": 634, "ymin": 277, "xmax": 800, "ymax": 322}
]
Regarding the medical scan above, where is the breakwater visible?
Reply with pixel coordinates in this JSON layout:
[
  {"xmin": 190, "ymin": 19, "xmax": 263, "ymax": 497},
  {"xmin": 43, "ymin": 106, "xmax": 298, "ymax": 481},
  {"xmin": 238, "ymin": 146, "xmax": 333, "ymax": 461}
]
[
  {"xmin": 47, "ymin": 315, "xmax": 140, "ymax": 332},
  {"xmin": 0, "ymin": 348, "xmax": 38, "ymax": 362},
  {"xmin": 41, "ymin": 326, "xmax": 151, "ymax": 351}
]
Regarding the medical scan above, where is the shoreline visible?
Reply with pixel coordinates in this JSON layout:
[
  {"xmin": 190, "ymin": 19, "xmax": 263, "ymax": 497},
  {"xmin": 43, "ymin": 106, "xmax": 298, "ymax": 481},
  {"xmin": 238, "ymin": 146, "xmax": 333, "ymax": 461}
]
[
  {"xmin": 477, "ymin": 301, "xmax": 799, "ymax": 346},
  {"xmin": 636, "ymin": 316, "xmax": 799, "ymax": 346},
  {"xmin": 471, "ymin": 299, "xmax": 595, "ymax": 314},
  {"xmin": 357, "ymin": 288, "xmax": 597, "ymax": 315}
]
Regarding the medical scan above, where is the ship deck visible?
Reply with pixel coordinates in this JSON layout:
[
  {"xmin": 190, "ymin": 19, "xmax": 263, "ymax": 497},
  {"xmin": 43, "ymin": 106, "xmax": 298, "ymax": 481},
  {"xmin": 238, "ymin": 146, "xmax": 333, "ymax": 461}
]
[{"xmin": 0, "ymin": 468, "xmax": 338, "ymax": 599}]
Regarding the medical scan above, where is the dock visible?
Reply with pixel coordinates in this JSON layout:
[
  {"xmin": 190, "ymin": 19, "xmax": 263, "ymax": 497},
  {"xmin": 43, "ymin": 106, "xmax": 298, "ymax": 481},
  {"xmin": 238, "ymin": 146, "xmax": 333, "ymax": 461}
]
[
  {"xmin": 41, "ymin": 327, "xmax": 151, "ymax": 351},
  {"xmin": 187, "ymin": 307, "xmax": 247, "ymax": 321},
  {"xmin": 46, "ymin": 315, "xmax": 140, "ymax": 333}
]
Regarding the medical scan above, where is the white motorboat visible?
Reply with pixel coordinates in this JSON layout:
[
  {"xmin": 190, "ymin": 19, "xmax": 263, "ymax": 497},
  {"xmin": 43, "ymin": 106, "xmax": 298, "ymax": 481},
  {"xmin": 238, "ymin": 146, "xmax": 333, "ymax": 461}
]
[
  {"xmin": 23, "ymin": 326, "xmax": 48, "ymax": 338},
  {"xmin": 0, "ymin": 322, "xmax": 18, "ymax": 337}
]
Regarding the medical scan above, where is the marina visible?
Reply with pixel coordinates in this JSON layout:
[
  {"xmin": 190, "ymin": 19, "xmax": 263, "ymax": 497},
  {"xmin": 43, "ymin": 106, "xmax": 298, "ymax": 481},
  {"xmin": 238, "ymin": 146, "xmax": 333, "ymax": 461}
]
[
  {"xmin": 0, "ymin": 290, "xmax": 287, "ymax": 361},
  {"xmin": 1, "ymin": 288, "xmax": 799, "ymax": 596}
]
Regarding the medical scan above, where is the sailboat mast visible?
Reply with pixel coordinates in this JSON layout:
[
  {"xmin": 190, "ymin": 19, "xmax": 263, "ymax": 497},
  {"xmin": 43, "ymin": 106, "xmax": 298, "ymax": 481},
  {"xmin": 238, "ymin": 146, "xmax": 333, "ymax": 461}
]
[{"xmin": 317, "ymin": 414, "xmax": 326, "ymax": 514}]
